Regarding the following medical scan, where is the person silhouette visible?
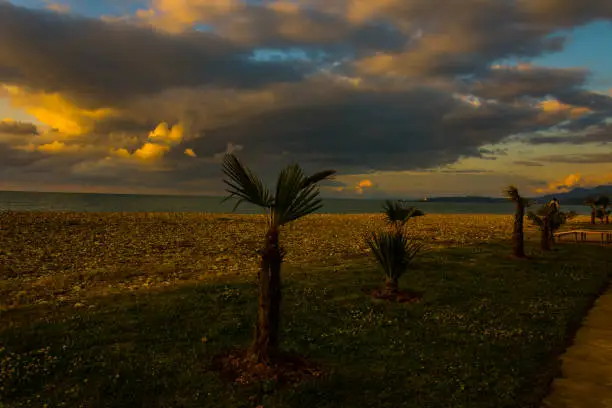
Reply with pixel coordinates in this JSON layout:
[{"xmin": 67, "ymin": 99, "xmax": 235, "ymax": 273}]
[{"xmin": 549, "ymin": 197, "xmax": 560, "ymax": 211}]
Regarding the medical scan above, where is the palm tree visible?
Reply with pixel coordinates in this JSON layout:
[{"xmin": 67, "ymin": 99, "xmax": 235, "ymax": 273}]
[
  {"xmin": 595, "ymin": 196, "xmax": 610, "ymax": 224},
  {"xmin": 504, "ymin": 186, "xmax": 529, "ymax": 258},
  {"xmin": 382, "ymin": 199, "xmax": 424, "ymax": 232},
  {"xmin": 585, "ymin": 197, "xmax": 597, "ymax": 225},
  {"xmin": 366, "ymin": 230, "xmax": 423, "ymax": 296},
  {"xmin": 221, "ymin": 154, "xmax": 335, "ymax": 363},
  {"xmin": 527, "ymin": 204, "xmax": 574, "ymax": 251},
  {"xmin": 366, "ymin": 200, "xmax": 424, "ymax": 296}
]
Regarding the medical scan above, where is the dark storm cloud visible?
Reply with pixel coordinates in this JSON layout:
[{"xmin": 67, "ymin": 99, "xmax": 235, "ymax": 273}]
[
  {"xmin": 354, "ymin": 0, "xmax": 571, "ymax": 79},
  {"xmin": 520, "ymin": 0, "xmax": 612, "ymax": 27},
  {"xmin": 0, "ymin": 2, "xmax": 303, "ymax": 108},
  {"xmin": 556, "ymin": 91, "xmax": 612, "ymax": 111},
  {"xmin": 161, "ymin": 82, "xmax": 553, "ymax": 184},
  {"xmin": 470, "ymin": 66, "xmax": 589, "ymax": 102},
  {"xmin": 215, "ymin": 4, "xmax": 407, "ymax": 54},
  {"xmin": 1, "ymin": 0, "xmax": 612, "ymax": 194},
  {"xmin": 0, "ymin": 120, "xmax": 39, "ymax": 136},
  {"xmin": 526, "ymin": 123, "xmax": 612, "ymax": 145},
  {"xmin": 513, "ymin": 160, "xmax": 544, "ymax": 167},
  {"xmin": 534, "ymin": 153, "xmax": 612, "ymax": 164}
]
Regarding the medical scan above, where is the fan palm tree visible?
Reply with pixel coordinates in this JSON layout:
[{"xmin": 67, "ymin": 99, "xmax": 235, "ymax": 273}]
[
  {"xmin": 366, "ymin": 230, "xmax": 423, "ymax": 296},
  {"xmin": 504, "ymin": 186, "xmax": 529, "ymax": 258},
  {"xmin": 382, "ymin": 199, "xmax": 424, "ymax": 232},
  {"xmin": 585, "ymin": 197, "xmax": 597, "ymax": 225},
  {"xmin": 595, "ymin": 196, "xmax": 610, "ymax": 224},
  {"xmin": 366, "ymin": 200, "xmax": 424, "ymax": 296},
  {"xmin": 221, "ymin": 153, "xmax": 335, "ymax": 363},
  {"xmin": 527, "ymin": 204, "xmax": 574, "ymax": 251}
]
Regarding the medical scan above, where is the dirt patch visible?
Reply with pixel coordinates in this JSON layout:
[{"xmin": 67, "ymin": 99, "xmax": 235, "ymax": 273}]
[
  {"xmin": 211, "ymin": 349, "xmax": 324, "ymax": 387},
  {"xmin": 364, "ymin": 287, "xmax": 422, "ymax": 303},
  {"xmin": 504, "ymin": 254, "xmax": 532, "ymax": 261}
]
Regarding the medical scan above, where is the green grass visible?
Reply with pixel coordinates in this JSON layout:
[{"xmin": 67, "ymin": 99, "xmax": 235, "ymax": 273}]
[{"xmin": 1, "ymin": 242, "xmax": 611, "ymax": 408}]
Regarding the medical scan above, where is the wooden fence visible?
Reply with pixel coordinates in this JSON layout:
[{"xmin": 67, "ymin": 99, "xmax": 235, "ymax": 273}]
[{"xmin": 554, "ymin": 230, "xmax": 612, "ymax": 245}]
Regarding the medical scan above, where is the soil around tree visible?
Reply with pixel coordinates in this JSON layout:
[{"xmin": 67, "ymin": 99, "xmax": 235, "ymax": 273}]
[
  {"xmin": 211, "ymin": 348, "xmax": 324, "ymax": 387},
  {"xmin": 505, "ymin": 254, "xmax": 532, "ymax": 261},
  {"xmin": 364, "ymin": 286, "xmax": 422, "ymax": 303}
]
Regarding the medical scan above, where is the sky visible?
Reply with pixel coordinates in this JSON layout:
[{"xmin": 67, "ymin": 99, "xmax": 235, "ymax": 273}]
[{"xmin": 0, "ymin": 0, "xmax": 612, "ymax": 198}]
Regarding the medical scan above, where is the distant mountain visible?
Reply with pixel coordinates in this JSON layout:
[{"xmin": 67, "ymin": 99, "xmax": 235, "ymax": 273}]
[
  {"xmin": 536, "ymin": 185, "xmax": 612, "ymax": 205},
  {"xmin": 408, "ymin": 185, "xmax": 612, "ymax": 205},
  {"xmin": 411, "ymin": 196, "xmax": 507, "ymax": 203}
]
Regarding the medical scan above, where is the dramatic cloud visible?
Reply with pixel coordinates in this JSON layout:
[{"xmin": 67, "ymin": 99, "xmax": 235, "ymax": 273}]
[
  {"xmin": 0, "ymin": 119, "xmax": 39, "ymax": 136},
  {"xmin": 471, "ymin": 65, "xmax": 589, "ymax": 102},
  {"xmin": 535, "ymin": 153, "xmax": 612, "ymax": 164},
  {"xmin": 525, "ymin": 123, "xmax": 612, "ymax": 145},
  {"xmin": 1, "ymin": 0, "xmax": 612, "ymax": 195},
  {"xmin": 0, "ymin": 2, "xmax": 303, "ymax": 107},
  {"xmin": 536, "ymin": 172, "xmax": 612, "ymax": 194},
  {"xmin": 513, "ymin": 160, "xmax": 544, "ymax": 167}
]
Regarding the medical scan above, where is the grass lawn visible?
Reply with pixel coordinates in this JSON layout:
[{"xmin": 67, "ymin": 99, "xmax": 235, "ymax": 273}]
[{"xmin": 2, "ymin": 215, "xmax": 612, "ymax": 408}]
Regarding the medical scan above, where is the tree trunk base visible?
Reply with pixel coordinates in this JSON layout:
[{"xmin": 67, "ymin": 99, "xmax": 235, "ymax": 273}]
[{"xmin": 211, "ymin": 348, "xmax": 323, "ymax": 388}]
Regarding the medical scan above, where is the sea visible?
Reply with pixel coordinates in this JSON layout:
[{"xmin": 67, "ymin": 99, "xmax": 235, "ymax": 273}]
[{"xmin": 0, "ymin": 190, "xmax": 590, "ymax": 215}]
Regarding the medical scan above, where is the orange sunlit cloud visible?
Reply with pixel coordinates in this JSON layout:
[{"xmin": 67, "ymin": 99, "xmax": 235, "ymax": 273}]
[
  {"xmin": 3, "ymin": 85, "xmax": 116, "ymax": 136},
  {"xmin": 538, "ymin": 99, "xmax": 590, "ymax": 120},
  {"xmin": 133, "ymin": 142, "xmax": 170, "ymax": 159},
  {"xmin": 536, "ymin": 172, "xmax": 612, "ymax": 194},
  {"xmin": 355, "ymin": 179, "xmax": 374, "ymax": 194}
]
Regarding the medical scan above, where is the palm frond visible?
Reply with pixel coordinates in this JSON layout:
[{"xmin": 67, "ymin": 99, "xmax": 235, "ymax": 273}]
[
  {"xmin": 365, "ymin": 230, "xmax": 423, "ymax": 280},
  {"xmin": 382, "ymin": 200, "xmax": 424, "ymax": 227},
  {"xmin": 300, "ymin": 170, "xmax": 336, "ymax": 189},
  {"xmin": 221, "ymin": 154, "xmax": 273, "ymax": 210},
  {"xmin": 503, "ymin": 185, "xmax": 521, "ymax": 202},
  {"xmin": 273, "ymin": 164, "xmax": 335, "ymax": 226},
  {"xmin": 596, "ymin": 195, "xmax": 611, "ymax": 208},
  {"xmin": 535, "ymin": 203, "xmax": 557, "ymax": 217},
  {"xmin": 526, "ymin": 211, "xmax": 545, "ymax": 229}
]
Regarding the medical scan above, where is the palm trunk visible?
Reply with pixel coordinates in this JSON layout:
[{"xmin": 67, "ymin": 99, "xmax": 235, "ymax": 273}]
[
  {"xmin": 512, "ymin": 202, "xmax": 526, "ymax": 257},
  {"xmin": 591, "ymin": 208, "xmax": 596, "ymax": 225},
  {"xmin": 384, "ymin": 276, "xmax": 399, "ymax": 295},
  {"xmin": 541, "ymin": 218, "xmax": 552, "ymax": 251},
  {"xmin": 252, "ymin": 227, "xmax": 282, "ymax": 363}
]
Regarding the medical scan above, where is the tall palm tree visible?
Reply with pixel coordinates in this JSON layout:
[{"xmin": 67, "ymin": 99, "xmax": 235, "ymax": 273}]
[
  {"xmin": 585, "ymin": 197, "xmax": 597, "ymax": 225},
  {"xmin": 221, "ymin": 154, "xmax": 335, "ymax": 363},
  {"xmin": 366, "ymin": 200, "xmax": 424, "ymax": 296},
  {"xmin": 504, "ymin": 186, "xmax": 529, "ymax": 258}
]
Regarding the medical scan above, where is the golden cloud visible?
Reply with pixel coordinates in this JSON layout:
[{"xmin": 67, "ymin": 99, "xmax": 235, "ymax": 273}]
[
  {"xmin": 133, "ymin": 142, "xmax": 170, "ymax": 160},
  {"xmin": 538, "ymin": 99, "xmax": 590, "ymax": 120},
  {"xmin": 355, "ymin": 179, "xmax": 374, "ymax": 194},
  {"xmin": 536, "ymin": 172, "xmax": 612, "ymax": 194},
  {"xmin": 138, "ymin": 0, "xmax": 242, "ymax": 32},
  {"xmin": 3, "ymin": 85, "xmax": 116, "ymax": 136},
  {"xmin": 148, "ymin": 122, "xmax": 184, "ymax": 146}
]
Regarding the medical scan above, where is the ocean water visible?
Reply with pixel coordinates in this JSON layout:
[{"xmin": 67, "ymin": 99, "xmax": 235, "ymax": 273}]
[{"xmin": 0, "ymin": 190, "xmax": 589, "ymax": 215}]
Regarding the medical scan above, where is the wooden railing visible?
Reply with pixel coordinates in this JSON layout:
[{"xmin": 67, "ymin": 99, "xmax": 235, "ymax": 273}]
[{"xmin": 554, "ymin": 230, "xmax": 612, "ymax": 245}]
